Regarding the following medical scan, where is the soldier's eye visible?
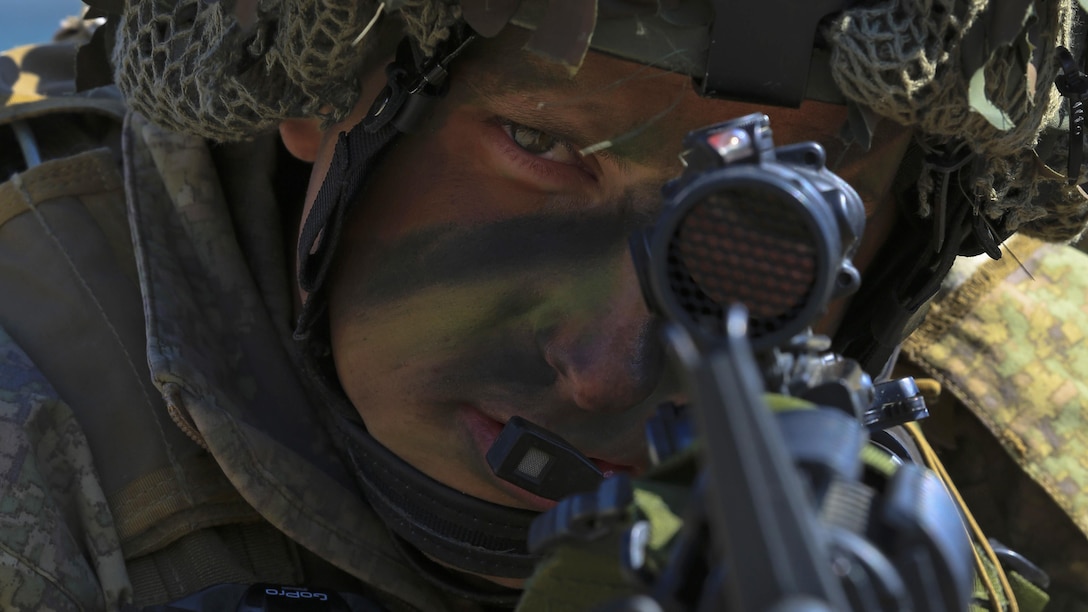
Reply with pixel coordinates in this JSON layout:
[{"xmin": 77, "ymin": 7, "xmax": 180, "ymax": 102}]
[{"xmin": 501, "ymin": 121, "xmax": 580, "ymax": 165}]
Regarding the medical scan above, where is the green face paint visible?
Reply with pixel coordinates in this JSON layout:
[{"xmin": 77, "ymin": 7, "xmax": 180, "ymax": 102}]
[{"xmin": 312, "ymin": 27, "xmax": 885, "ymax": 515}]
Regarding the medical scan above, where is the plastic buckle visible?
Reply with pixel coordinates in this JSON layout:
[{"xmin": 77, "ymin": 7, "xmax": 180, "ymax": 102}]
[
  {"xmin": 363, "ymin": 32, "xmax": 477, "ymax": 134},
  {"xmin": 864, "ymin": 377, "xmax": 928, "ymax": 431},
  {"xmin": 922, "ymin": 144, "xmax": 975, "ymax": 254}
]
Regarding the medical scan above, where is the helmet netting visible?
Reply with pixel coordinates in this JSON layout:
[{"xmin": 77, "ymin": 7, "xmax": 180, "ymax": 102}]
[
  {"xmin": 111, "ymin": 0, "xmax": 462, "ymax": 142},
  {"xmin": 399, "ymin": 0, "xmax": 462, "ymax": 56},
  {"xmin": 828, "ymin": 0, "xmax": 1086, "ymax": 242},
  {"xmin": 113, "ymin": 0, "xmax": 384, "ymax": 141},
  {"xmin": 110, "ymin": 0, "xmax": 1088, "ymax": 242}
]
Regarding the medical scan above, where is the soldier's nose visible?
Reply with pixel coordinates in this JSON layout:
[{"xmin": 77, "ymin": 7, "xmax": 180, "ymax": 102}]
[{"xmin": 541, "ymin": 257, "xmax": 663, "ymax": 413}]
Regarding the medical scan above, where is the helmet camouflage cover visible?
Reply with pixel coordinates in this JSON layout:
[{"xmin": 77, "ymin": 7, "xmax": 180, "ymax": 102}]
[{"xmin": 93, "ymin": 0, "xmax": 1088, "ymax": 243}]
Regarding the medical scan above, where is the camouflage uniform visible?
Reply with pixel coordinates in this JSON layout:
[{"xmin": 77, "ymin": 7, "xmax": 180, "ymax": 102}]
[
  {"xmin": 0, "ymin": 42, "xmax": 485, "ymax": 612},
  {"xmin": 902, "ymin": 234, "xmax": 1088, "ymax": 610}
]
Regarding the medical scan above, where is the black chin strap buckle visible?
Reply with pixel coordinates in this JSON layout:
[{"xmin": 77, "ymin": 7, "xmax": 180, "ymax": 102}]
[
  {"xmin": 364, "ymin": 30, "xmax": 477, "ymax": 134},
  {"xmin": 969, "ymin": 205, "xmax": 1005, "ymax": 260}
]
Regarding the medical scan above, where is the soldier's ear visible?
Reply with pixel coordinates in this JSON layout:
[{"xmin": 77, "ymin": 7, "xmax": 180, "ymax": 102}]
[{"xmin": 279, "ymin": 118, "xmax": 324, "ymax": 163}]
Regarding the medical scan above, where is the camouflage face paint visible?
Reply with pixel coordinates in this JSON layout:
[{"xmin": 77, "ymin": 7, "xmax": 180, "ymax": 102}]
[
  {"xmin": 335, "ymin": 204, "xmax": 654, "ymax": 308},
  {"xmin": 312, "ymin": 27, "xmax": 885, "ymax": 515}
]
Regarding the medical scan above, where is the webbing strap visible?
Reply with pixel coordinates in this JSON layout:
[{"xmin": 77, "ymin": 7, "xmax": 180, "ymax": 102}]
[
  {"xmin": 334, "ymin": 410, "xmax": 542, "ymax": 580},
  {"xmin": 125, "ymin": 524, "xmax": 303, "ymax": 607},
  {"xmin": 0, "ymin": 148, "xmax": 122, "ymax": 228},
  {"xmin": 110, "ymin": 455, "xmax": 259, "ymax": 558},
  {"xmin": 293, "ymin": 120, "xmax": 398, "ymax": 339}
]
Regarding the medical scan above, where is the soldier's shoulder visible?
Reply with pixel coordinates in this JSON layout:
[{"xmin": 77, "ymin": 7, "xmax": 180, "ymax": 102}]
[
  {"xmin": 903, "ymin": 235, "xmax": 1088, "ymax": 594},
  {"xmin": 0, "ymin": 324, "xmax": 127, "ymax": 611}
]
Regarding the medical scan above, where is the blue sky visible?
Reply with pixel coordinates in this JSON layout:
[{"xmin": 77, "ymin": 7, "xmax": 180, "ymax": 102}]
[{"xmin": 0, "ymin": 0, "xmax": 87, "ymax": 49}]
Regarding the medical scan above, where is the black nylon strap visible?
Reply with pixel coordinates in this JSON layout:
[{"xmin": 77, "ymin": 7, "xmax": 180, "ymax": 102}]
[
  {"xmin": 294, "ymin": 119, "xmax": 398, "ymax": 340},
  {"xmin": 832, "ymin": 187, "xmax": 983, "ymax": 375},
  {"xmin": 387, "ymin": 536, "xmax": 523, "ymax": 608},
  {"xmin": 300, "ymin": 118, "xmax": 398, "ymax": 294},
  {"xmin": 335, "ymin": 410, "xmax": 543, "ymax": 579},
  {"xmin": 295, "ymin": 31, "xmax": 475, "ymax": 340}
]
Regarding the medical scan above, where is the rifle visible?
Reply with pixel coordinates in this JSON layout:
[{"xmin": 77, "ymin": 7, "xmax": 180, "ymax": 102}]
[{"xmin": 517, "ymin": 113, "xmax": 975, "ymax": 611}]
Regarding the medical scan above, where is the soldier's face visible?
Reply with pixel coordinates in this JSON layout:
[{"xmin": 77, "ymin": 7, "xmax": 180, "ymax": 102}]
[{"xmin": 298, "ymin": 30, "xmax": 903, "ymax": 511}]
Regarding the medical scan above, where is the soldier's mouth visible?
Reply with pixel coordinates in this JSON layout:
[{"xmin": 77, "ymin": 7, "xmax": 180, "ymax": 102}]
[{"xmin": 458, "ymin": 404, "xmax": 636, "ymax": 511}]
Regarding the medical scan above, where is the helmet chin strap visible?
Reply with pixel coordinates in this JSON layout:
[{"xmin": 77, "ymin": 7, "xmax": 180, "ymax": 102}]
[
  {"xmin": 297, "ymin": 336, "xmax": 535, "ymax": 599},
  {"xmin": 295, "ymin": 29, "xmax": 476, "ymax": 339},
  {"xmin": 334, "ymin": 407, "xmax": 543, "ymax": 580},
  {"xmin": 294, "ymin": 28, "xmax": 541, "ymax": 593},
  {"xmin": 293, "ymin": 117, "xmax": 398, "ymax": 338}
]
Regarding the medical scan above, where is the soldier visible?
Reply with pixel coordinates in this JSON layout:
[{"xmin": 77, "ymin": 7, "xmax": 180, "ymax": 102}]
[{"xmin": 0, "ymin": 0, "xmax": 1086, "ymax": 610}]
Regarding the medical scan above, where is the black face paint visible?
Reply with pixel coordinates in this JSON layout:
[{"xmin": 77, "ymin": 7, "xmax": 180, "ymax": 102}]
[
  {"xmin": 327, "ymin": 189, "xmax": 673, "ymax": 447},
  {"xmin": 330, "ymin": 195, "xmax": 672, "ymax": 417},
  {"xmin": 336, "ymin": 203, "xmax": 658, "ymax": 309},
  {"xmin": 428, "ymin": 315, "xmax": 665, "ymax": 411}
]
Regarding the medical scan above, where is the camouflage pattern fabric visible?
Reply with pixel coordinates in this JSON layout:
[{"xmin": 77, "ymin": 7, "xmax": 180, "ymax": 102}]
[
  {"xmin": 902, "ymin": 234, "xmax": 1088, "ymax": 608},
  {"xmin": 1, "ymin": 41, "xmax": 133, "ymax": 611},
  {"xmin": 0, "ymin": 42, "xmax": 467, "ymax": 611},
  {"xmin": 0, "ymin": 328, "xmax": 131, "ymax": 611},
  {"xmin": 121, "ymin": 109, "xmax": 454, "ymax": 610}
]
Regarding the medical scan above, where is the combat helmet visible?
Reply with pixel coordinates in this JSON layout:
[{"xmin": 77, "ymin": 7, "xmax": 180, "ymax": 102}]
[{"xmin": 97, "ymin": 0, "xmax": 1088, "ymax": 363}]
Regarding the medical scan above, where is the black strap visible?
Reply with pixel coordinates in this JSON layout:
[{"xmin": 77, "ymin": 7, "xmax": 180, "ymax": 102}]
[
  {"xmin": 387, "ymin": 536, "xmax": 523, "ymax": 609},
  {"xmin": 296, "ymin": 120, "xmax": 395, "ymax": 293},
  {"xmin": 294, "ymin": 119, "xmax": 398, "ymax": 340},
  {"xmin": 1055, "ymin": 45, "xmax": 1088, "ymax": 186},
  {"xmin": 832, "ymin": 187, "xmax": 976, "ymax": 375},
  {"xmin": 294, "ymin": 31, "xmax": 476, "ymax": 340},
  {"xmin": 334, "ymin": 410, "xmax": 543, "ymax": 579}
]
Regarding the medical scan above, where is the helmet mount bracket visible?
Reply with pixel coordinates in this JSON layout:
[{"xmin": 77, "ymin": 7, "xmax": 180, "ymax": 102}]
[{"xmin": 363, "ymin": 29, "xmax": 477, "ymax": 134}]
